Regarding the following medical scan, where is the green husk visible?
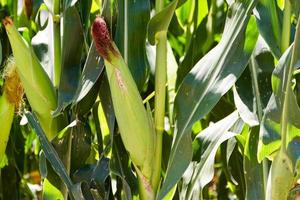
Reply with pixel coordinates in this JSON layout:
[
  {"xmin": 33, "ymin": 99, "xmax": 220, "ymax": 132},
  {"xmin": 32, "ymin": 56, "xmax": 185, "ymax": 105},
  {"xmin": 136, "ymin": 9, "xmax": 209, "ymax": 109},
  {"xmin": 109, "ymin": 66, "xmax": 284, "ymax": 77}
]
[
  {"xmin": 0, "ymin": 60, "xmax": 23, "ymax": 167},
  {"xmin": 0, "ymin": 93, "xmax": 14, "ymax": 166},
  {"xmin": 92, "ymin": 16, "xmax": 156, "ymax": 199},
  {"xmin": 266, "ymin": 150, "xmax": 294, "ymax": 200},
  {"xmin": 104, "ymin": 45, "xmax": 155, "ymax": 178},
  {"xmin": 105, "ymin": 47, "xmax": 156, "ymax": 198},
  {"xmin": 3, "ymin": 17, "xmax": 58, "ymax": 140}
]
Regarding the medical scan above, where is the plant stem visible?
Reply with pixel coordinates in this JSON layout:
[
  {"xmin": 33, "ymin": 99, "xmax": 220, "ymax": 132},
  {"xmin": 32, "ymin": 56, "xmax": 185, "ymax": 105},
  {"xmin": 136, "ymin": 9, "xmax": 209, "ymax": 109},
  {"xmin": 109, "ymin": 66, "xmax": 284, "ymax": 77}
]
[
  {"xmin": 281, "ymin": 13, "xmax": 300, "ymax": 154},
  {"xmin": 155, "ymin": 0, "xmax": 164, "ymax": 13},
  {"xmin": 152, "ymin": 0, "xmax": 166, "ymax": 194},
  {"xmin": 124, "ymin": 0, "xmax": 128, "ymax": 63},
  {"xmin": 53, "ymin": 0, "xmax": 61, "ymax": 87},
  {"xmin": 249, "ymin": 56, "xmax": 267, "ymax": 195},
  {"xmin": 12, "ymin": 0, "xmax": 17, "ymax": 25},
  {"xmin": 205, "ymin": 0, "xmax": 216, "ymax": 49},
  {"xmin": 281, "ymin": 0, "xmax": 291, "ymax": 52},
  {"xmin": 291, "ymin": 15, "xmax": 300, "ymax": 68}
]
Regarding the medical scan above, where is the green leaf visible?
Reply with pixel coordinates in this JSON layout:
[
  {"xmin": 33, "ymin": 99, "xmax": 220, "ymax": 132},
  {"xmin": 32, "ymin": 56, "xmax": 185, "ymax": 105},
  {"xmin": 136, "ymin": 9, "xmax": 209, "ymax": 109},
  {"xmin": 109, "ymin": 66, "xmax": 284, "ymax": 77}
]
[
  {"xmin": 147, "ymin": 0, "xmax": 178, "ymax": 45},
  {"xmin": 115, "ymin": 0, "xmax": 150, "ymax": 90},
  {"xmin": 39, "ymin": 151, "xmax": 48, "ymax": 178},
  {"xmin": 110, "ymin": 134, "xmax": 136, "ymax": 199},
  {"xmin": 254, "ymin": 0, "xmax": 282, "ymax": 58},
  {"xmin": 159, "ymin": 1, "xmax": 258, "ymax": 198},
  {"xmin": 92, "ymin": 102, "xmax": 104, "ymax": 154},
  {"xmin": 43, "ymin": 178, "xmax": 64, "ymax": 200},
  {"xmin": 98, "ymin": 74, "xmax": 115, "ymax": 145},
  {"xmin": 78, "ymin": 0, "xmax": 93, "ymax": 32},
  {"xmin": 220, "ymin": 139, "xmax": 239, "ymax": 186},
  {"xmin": 260, "ymin": 18, "xmax": 300, "ymax": 199},
  {"xmin": 243, "ymin": 126, "xmax": 265, "ymax": 200},
  {"xmin": 176, "ymin": 0, "xmax": 195, "ymax": 26},
  {"xmin": 290, "ymin": 0, "xmax": 300, "ymax": 18},
  {"xmin": 234, "ymin": 37, "xmax": 274, "ymax": 127},
  {"xmin": 75, "ymin": 78, "xmax": 101, "ymax": 116},
  {"xmin": 182, "ymin": 111, "xmax": 239, "ymax": 199},
  {"xmin": 233, "ymin": 84, "xmax": 259, "ymax": 127},
  {"xmin": 25, "ymin": 112, "xmax": 75, "ymax": 199},
  {"xmin": 72, "ymin": 42, "xmax": 104, "ymax": 104},
  {"xmin": 258, "ymin": 46, "xmax": 300, "ymax": 161},
  {"xmin": 147, "ymin": 0, "xmax": 188, "ymax": 45},
  {"xmin": 73, "ymin": 157, "xmax": 110, "ymax": 199},
  {"xmin": 168, "ymin": 14, "xmax": 185, "ymax": 37},
  {"xmin": 233, "ymin": 37, "xmax": 274, "ymax": 200},
  {"xmin": 226, "ymin": 142, "xmax": 246, "ymax": 199},
  {"xmin": 70, "ymin": 121, "xmax": 92, "ymax": 173},
  {"xmin": 177, "ymin": 16, "xmax": 211, "ymax": 87},
  {"xmin": 54, "ymin": 6, "xmax": 84, "ymax": 115}
]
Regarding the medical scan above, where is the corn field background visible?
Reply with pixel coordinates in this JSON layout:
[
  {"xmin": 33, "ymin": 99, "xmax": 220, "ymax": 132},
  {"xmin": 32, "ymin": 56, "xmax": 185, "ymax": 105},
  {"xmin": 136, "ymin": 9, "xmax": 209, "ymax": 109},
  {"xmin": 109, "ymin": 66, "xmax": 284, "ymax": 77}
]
[{"xmin": 0, "ymin": 0, "xmax": 300, "ymax": 199}]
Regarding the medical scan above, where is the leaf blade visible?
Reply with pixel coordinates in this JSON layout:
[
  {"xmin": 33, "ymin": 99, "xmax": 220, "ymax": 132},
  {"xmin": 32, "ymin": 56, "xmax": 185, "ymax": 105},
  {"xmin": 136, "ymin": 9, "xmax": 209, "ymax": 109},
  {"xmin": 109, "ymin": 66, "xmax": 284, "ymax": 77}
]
[{"xmin": 159, "ymin": 1, "xmax": 258, "ymax": 198}]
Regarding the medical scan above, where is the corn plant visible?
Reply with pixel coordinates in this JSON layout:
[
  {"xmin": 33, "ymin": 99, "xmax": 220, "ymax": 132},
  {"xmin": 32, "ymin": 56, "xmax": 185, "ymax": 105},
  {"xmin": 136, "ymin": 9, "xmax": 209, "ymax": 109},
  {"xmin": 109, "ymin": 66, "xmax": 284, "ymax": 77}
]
[{"xmin": 0, "ymin": 0, "xmax": 300, "ymax": 200}]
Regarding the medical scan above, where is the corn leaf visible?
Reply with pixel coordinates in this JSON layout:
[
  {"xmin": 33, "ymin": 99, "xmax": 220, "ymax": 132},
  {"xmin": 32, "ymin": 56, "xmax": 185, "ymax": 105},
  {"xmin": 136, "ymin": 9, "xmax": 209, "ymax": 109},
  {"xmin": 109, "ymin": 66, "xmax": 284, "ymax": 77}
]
[
  {"xmin": 234, "ymin": 37, "xmax": 274, "ymax": 127},
  {"xmin": 25, "ymin": 112, "xmax": 75, "ymax": 198},
  {"xmin": 177, "ymin": 16, "xmax": 211, "ymax": 87},
  {"xmin": 181, "ymin": 111, "xmax": 239, "ymax": 199},
  {"xmin": 258, "ymin": 46, "xmax": 300, "ymax": 161},
  {"xmin": 147, "ymin": 0, "xmax": 178, "ymax": 45},
  {"xmin": 259, "ymin": 16, "xmax": 300, "ymax": 198},
  {"xmin": 42, "ymin": 178, "xmax": 64, "ymax": 200},
  {"xmin": 244, "ymin": 126, "xmax": 265, "ymax": 200},
  {"xmin": 110, "ymin": 135, "xmax": 136, "ymax": 200},
  {"xmin": 159, "ymin": 1, "xmax": 258, "ymax": 198},
  {"xmin": 115, "ymin": 0, "xmax": 150, "ymax": 90},
  {"xmin": 72, "ymin": 42, "xmax": 104, "ymax": 104},
  {"xmin": 234, "ymin": 37, "xmax": 274, "ymax": 200},
  {"xmin": 54, "ymin": 6, "xmax": 84, "ymax": 115},
  {"xmin": 254, "ymin": 0, "xmax": 282, "ymax": 58},
  {"xmin": 73, "ymin": 157, "xmax": 110, "ymax": 199}
]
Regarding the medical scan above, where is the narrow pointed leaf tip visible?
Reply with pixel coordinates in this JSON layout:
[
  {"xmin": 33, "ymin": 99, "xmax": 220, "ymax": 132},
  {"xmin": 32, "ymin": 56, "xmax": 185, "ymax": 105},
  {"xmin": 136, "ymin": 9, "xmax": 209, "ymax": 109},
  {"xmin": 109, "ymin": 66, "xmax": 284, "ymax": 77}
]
[{"xmin": 91, "ymin": 16, "xmax": 116, "ymax": 61}]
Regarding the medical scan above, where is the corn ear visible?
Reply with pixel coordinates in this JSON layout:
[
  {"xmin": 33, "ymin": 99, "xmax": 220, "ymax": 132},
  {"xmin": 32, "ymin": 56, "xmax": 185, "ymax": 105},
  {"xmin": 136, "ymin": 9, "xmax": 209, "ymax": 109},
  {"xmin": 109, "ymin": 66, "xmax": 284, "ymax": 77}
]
[
  {"xmin": 92, "ymin": 17, "xmax": 155, "ymax": 181},
  {"xmin": 266, "ymin": 150, "xmax": 294, "ymax": 200},
  {"xmin": 0, "ymin": 60, "xmax": 23, "ymax": 167},
  {"xmin": 105, "ymin": 58, "xmax": 155, "ymax": 175},
  {"xmin": 0, "ymin": 93, "xmax": 14, "ymax": 166},
  {"xmin": 3, "ymin": 17, "xmax": 58, "ymax": 140}
]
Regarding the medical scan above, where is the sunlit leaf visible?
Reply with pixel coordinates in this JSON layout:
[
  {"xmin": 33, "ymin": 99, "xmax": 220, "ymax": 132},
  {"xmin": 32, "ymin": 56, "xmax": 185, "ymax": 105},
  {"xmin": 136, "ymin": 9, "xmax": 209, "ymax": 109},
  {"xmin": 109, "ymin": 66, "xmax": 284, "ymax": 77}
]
[
  {"xmin": 181, "ymin": 111, "xmax": 239, "ymax": 199},
  {"xmin": 159, "ymin": 1, "xmax": 258, "ymax": 198}
]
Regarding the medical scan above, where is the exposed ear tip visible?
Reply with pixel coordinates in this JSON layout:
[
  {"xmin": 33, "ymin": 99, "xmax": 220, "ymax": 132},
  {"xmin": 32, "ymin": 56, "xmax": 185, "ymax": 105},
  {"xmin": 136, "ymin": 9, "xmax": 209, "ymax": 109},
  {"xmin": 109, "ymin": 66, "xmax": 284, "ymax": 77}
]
[
  {"xmin": 2, "ymin": 16, "xmax": 13, "ymax": 27},
  {"xmin": 91, "ymin": 16, "xmax": 112, "ymax": 60}
]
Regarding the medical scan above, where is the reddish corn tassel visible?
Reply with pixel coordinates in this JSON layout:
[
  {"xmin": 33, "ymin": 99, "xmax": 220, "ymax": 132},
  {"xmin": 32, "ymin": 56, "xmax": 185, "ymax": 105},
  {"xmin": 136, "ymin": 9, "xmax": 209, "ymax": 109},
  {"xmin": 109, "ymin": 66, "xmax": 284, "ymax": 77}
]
[{"xmin": 91, "ymin": 17, "xmax": 116, "ymax": 61}]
